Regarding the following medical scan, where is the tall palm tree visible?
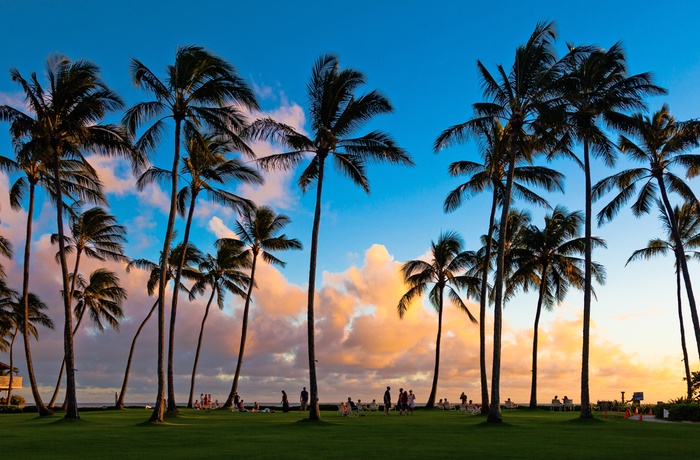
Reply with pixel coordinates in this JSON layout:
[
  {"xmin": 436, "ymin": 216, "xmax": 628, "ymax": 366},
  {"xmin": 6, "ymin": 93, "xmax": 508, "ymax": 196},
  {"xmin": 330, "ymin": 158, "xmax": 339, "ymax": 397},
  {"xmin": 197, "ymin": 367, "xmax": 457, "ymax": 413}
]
[
  {"xmin": 397, "ymin": 231, "xmax": 479, "ymax": 408},
  {"xmin": 594, "ymin": 105, "xmax": 700, "ymax": 364},
  {"xmin": 115, "ymin": 241, "xmax": 203, "ymax": 409},
  {"xmin": 221, "ymin": 206, "xmax": 303, "ymax": 408},
  {"xmin": 558, "ymin": 42, "xmax": 666, "ymax": 419},
  {"xmin": 124, "ymin": 45, "xmax": 258, "ymax": 420},
  {"xmin": 627, "ymin": 202, "xmax": 700, "ymax": 398},
  {"xmin": 2, "ymin": 94, "xmax": 106, "ymax": 417},
  {"xmin": 187, "ymin": 240, "xmax": 250, "ymax": 408},
  {"xmin": 137, "ymin": 129, "xmax": 262, "ymax": 412},
  {"xmin": 435, "ymin": 116, "xmax": 564, "ymax": 412},
  {"xmin": 0, "ymin": 291, "xmax": 53, "ymax": 405},
  {"xmin": 1, "ymin": 55, "xmax": 133, "ymax": 418},
  {"xmin": 251, "ymin": 54, "xmax": 413, "ymax": 419},
  {"xmin": 509, "ymin": 206, "xmax": 605, "ymax": 408},
  {"xmin": 47, "ymin": 206, "xmax": 127, "ymax": 408},
  {"xmin": 466, "ymin": 21, "xmax": 563, "ymax": 422}
]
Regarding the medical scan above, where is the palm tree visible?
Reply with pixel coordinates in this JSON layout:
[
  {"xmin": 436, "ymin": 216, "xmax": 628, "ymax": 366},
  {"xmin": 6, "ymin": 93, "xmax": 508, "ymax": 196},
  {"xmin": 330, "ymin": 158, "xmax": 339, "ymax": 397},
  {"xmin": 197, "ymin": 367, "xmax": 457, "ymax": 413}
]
[
  {"xmin": 187, "ymin": 240, "xmax": 250, "ymax": 408},
  {"xmin": 397, "ymin": 231, "xmax": 479, "ymax": 408},
  {"xmin": 465, "ymin": 21, "xmax": 563, "ymax": 422},
  {"xmin": 557, "ymin": 42, "xmax": 666, "ymax": 419},
  {"xmin": 594, "ymin": 105, "xmax": 700, "ymax": 365},
  {"xmin": 115, "ymin": 241, "xmax": 204, "ymax": 409},
  {"xmin": 2, "ymin": 92, "xmax": 106, "ymax": 417},
  {"xmin": 251, "ymin": 54, "xmax": 413, "ymax": 419},
  {"xmin": 221, "ymin": 206, "xmax": 303, "ymax": 408},
  {"xmin": 509, "ymin": 206, "xmax": 605, "ymax": 408},
  {"xmin": 124, "ymin": 45, "xmax": 258, "ymax": 420},
  {"xmin": 47, "ymin": 206, "xmax": 128, "ymax": 408},
  {"xmin": 137, "ymin": 129, "xmax": 262, "ymax": 412},
  {"xmin": 627, "ymin": 202, "xmax": 700, "ymax": 399},
  {"xmin": 0, "ymin": 291, "xmax": 53, "ymax": 405},
  {"xmin": 435, "ymin": 116, "xmax": 564, "ymax": 412},
  {"xmin": 1, "ymin": 55, "xmax": 133, "ymax": 418}
]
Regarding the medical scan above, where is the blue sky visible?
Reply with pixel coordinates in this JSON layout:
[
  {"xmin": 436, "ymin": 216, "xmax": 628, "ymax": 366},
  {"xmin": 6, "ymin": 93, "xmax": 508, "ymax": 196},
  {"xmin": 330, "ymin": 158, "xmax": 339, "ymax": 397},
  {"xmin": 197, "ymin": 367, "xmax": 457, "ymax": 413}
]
[{"xmin": 1, "ymin": 1, "xmax": 700, "ymax": 405}]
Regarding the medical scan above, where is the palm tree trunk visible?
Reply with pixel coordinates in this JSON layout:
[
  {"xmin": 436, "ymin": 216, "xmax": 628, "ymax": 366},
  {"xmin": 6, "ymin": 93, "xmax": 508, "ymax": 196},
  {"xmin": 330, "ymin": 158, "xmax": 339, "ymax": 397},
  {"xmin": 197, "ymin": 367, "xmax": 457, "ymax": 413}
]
[
  {"xmin": 6, "ymin": 328, "xmax": 17, "ymax": 405},
  {"xmin": 426, "ymin": 291, "xmax": 444, "ymax": 408},
  {"xmin": 226, "ymin": 253, "xmax": 258, "ymax": 408},
  {"xmin": 488, "ymin": 133, "xmax": 519, "ymax": 423},
  {"xmin": 52, "ymin": 147, "xmax": 79, "ymax": 419},
  {"xmin": 187, "ymin": 285, "xmax": 217, "ymax": 408},
  {"xmin": 150, "ymin": 118, "xmax": 183, "ymax": 423},
  {"xmin": 529, "ymin": 265, "xmax": 547, "ymax": 409},
  {"xmin": 49, "ymin": 314, "xmax": 85, "ymax": 409},
  {"xmin": 676, "ymin": 267, "xmax": 692, "ymax": 399},
  {"xmin": 48, "ymin": 253, "xmax": 83, "ymax": 409},
  {"xmin": 116, "ymin": 299, "xmax": 158, "ymax": 409},
  {"xmin": 166, "ymin": 191, "xmax": 198, "ymax": 413},
  {"xmin": 580, "ymin": 139, "xmax": 593, "ymax": 419},
  {"xmin": 479, "ymin": 189, "xmax": 497, "ymax": 414},
  {"xmin": 307, "ymin": 153, "xmax": 327, "ymax": 421},
  {"xmin": 20, "ymin": 181, "xmax": 51, "ymax": 415},
  {"xmin": 657, "ymin": 177, "xmax": 700, "ymax": 362}
]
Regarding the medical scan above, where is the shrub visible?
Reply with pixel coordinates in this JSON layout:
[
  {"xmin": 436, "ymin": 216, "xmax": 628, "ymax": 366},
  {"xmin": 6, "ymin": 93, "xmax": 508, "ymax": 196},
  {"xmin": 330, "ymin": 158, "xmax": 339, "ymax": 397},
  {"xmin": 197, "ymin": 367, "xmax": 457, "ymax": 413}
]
[
  {"xmin": 10, "ymin": 394, "xmax": 26, "ymax": 408},
  {"xmin": 0, "ymin": 404, "xmax": 23, "ymax": 414}
]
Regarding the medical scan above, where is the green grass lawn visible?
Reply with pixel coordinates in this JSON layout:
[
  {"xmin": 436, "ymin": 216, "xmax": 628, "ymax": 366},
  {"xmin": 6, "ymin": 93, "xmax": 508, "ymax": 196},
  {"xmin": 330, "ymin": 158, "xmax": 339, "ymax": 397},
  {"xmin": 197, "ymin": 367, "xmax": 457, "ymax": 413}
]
[{"xmin": 1, "ymin": 408, "xmax": 698, "ymax": 459}]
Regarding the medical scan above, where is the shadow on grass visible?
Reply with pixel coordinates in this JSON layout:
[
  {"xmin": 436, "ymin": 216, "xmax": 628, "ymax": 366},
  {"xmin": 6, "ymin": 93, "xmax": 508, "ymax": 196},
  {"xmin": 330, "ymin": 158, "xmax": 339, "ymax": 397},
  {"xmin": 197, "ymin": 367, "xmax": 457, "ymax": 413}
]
[
  {"xmin": 294, "ymin": 418, "xmax": 334, "ymax": 428},
  {"xmin": 51, "ymin": 416, "xmax": 85, "ymax": 425},
  {"xmin": 566, "ymin": 415, "xmax": 605, "ymax": 425}
]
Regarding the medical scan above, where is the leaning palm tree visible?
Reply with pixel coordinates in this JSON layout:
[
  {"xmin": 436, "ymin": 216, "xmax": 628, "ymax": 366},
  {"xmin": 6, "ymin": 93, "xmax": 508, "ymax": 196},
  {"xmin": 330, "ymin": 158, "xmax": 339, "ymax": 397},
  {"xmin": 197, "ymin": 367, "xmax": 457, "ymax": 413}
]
[
  {"xmin": 250, "ymin": 54, "xmax": 413, "ymax": 420},
  {"xmin": 187, "ymin": 240, "xmax": 250, "ymax": 408},
  {"xmin": 221, "ymin": 206, "xmax": 302, "ymax": 408},
  {"xmin": 47, "ymin": 206, "xmax": 128, "ymax": 408},
  {"xmin": 557, "ymin": 42, "xmax": 666, "ymax": 418},
  {"xmin": 46, "ymin": 269, "xmax": 125, "ymax": 409},
  {"xmin": 594, "ymin": 105, "xmax": 700, "ymax": 363},
  {"xmin": 627, "ymin": 202, "xmax": 700, "ymax": 399},
  {"xmin": 397, "ymin": 231, "xmax": 479, "ymax": 408},
  {"xmin": 137, "ymin": 129, "xmax": 262, "ymax": 413},
  {"xmin": 1, "ymin": 55, "xmax": 134, "ymax": 419},
  {"xmin": 435, "ymin": 116, "xmax": 564, "ymax": 412},
  {"xmin": 124, "ymin": 45, "xmax": 258, "ymax": 420},
  {"xmin": 0, "ymin": 291, "xmax": 53, "ymax": 406},
  {"xmin": 115, "ymin": 241, "xmax": 203, "ymax": 409},
  {"xmin": 509, "ymin": 206, "xmax": 605, "ymax": 408},
  {"xmin": 465, "ymin": 21, "xmax": 563, "ymax": 422}
]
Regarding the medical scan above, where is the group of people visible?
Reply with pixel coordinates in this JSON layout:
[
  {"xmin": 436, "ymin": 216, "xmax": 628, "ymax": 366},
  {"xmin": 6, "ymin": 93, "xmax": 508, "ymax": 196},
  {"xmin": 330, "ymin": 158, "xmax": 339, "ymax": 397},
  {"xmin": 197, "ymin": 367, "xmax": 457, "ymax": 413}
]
[
  {"xmin": 552, "ymin": 395, "xmax": 572, "ymax": 410},
  {"xmin": 194, "ymin": 393, "xmax": 219, "ymax": 410},
  {"xmin": 383, "ymin": 386, "xmax": 415, "ymax": 415}
]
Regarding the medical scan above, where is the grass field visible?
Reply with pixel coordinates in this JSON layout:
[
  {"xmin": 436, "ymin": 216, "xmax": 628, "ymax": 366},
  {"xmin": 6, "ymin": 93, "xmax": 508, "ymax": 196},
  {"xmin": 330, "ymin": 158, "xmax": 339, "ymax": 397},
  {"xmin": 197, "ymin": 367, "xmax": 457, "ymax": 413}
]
[{"xmin": 1, "ymin": 408, "xmax": 698, "ymax": 459}]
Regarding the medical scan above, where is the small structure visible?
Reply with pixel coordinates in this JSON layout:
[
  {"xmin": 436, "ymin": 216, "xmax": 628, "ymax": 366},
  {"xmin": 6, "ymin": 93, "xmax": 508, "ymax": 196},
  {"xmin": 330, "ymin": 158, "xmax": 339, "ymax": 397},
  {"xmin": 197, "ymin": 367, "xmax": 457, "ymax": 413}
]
[{"xmin": 0, "ymin": 361, "xmax": 23, "ymax": 399}]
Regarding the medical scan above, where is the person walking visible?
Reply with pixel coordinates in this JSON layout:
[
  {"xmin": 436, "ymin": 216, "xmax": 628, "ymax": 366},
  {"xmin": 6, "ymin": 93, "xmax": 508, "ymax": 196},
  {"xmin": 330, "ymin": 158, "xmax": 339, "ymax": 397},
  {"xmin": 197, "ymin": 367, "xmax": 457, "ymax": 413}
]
[
  {"xmin": 299, "ymin": 386, "xmax": 309, "ymax": 412},
  {"xmin": 383, "ymin": 386, "xmax": 391, "ymax": 415}
]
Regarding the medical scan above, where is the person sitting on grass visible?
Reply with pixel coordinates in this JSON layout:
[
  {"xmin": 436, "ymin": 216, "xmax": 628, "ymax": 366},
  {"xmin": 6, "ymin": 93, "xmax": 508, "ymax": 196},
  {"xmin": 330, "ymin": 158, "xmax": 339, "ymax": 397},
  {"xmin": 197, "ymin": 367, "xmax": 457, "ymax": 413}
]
[
  {"xmin": 237, "ymin": 399, "xmax": 248, "ymax": 412},
  {"xmin": 341, "ymin": 401, "xmax": 350, "ymax": 416},
  {"xmin": 252, "ymin": 402, "xmax": 260, "ymax": 412}
]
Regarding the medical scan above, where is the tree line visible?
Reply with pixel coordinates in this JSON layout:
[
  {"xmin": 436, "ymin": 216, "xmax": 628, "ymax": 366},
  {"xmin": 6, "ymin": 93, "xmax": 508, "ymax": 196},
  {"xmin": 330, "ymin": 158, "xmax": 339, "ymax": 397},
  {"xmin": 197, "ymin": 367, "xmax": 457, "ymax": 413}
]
[{"xmin": 2, "ymin": 20, "xmax": 700, "ymax": 425}]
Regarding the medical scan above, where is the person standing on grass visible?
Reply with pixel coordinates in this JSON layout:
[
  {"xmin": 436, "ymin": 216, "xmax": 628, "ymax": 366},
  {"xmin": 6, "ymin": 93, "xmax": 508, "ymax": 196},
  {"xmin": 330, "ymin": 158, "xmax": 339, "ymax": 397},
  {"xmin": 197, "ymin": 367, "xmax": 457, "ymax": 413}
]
[
  {"xmin": 408, "ymin": 390, "xmax": 416, "ymax": 415},
  {"xmin": 460, "ymin": 392, "xmax": 467, "ymax": 407},
  {"xmin": 300, "ymin": 386, "xmax": 309, "ymax": 412},
  {"xmin": 383, "ymin": 386, "xmax": 391, "ymax": 415},
  {"xmin": 400, "ymin": 390, "xmax": 409, "ymax": 415},
  {"xmin": 282, "ymin": 390, "xmax": 290, "ymax": 412}
]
